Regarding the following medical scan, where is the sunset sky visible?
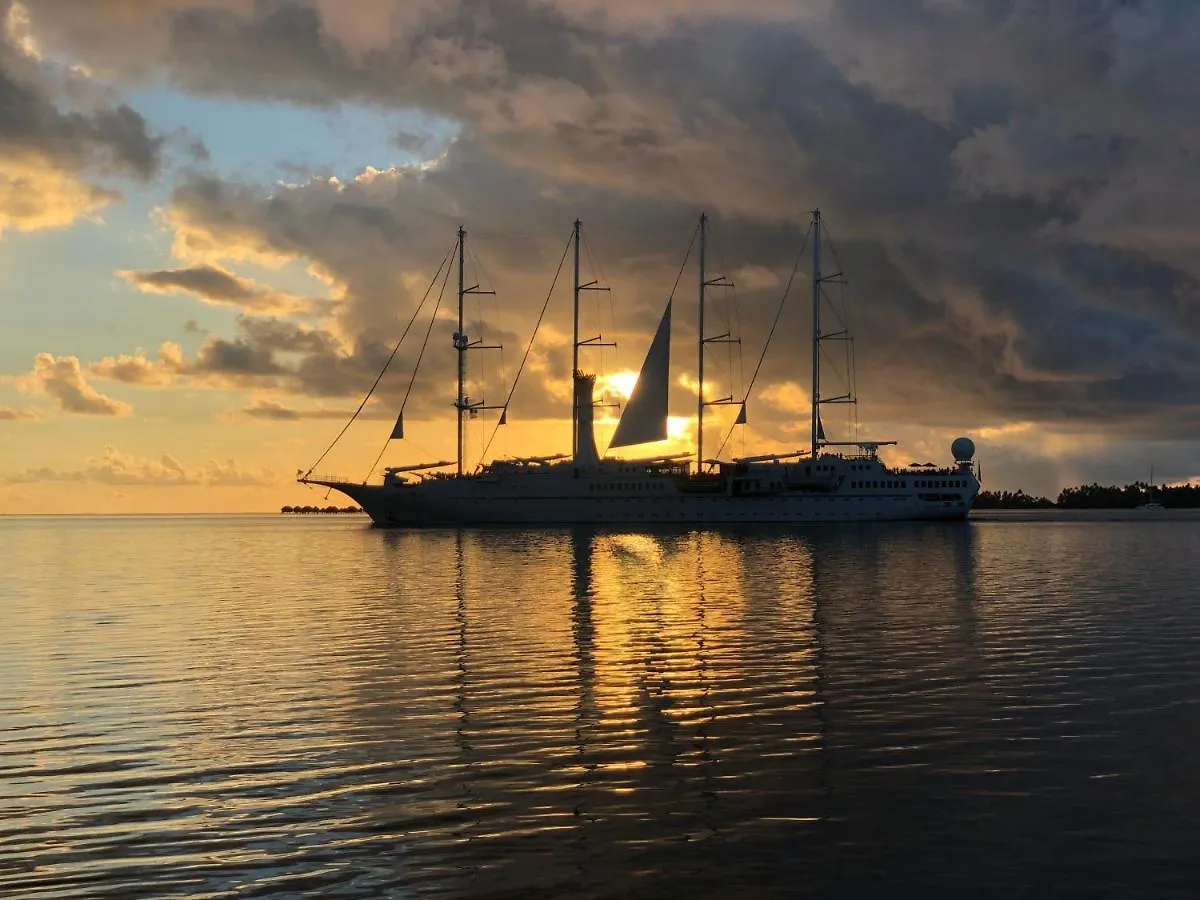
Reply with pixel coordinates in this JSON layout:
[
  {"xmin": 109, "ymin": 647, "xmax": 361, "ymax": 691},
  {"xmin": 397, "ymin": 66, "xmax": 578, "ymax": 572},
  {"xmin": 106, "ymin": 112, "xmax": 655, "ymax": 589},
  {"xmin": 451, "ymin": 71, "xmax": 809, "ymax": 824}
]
[{"xmin": 2, "ymin": 0, "xmax": 1198, "ymax": 513}]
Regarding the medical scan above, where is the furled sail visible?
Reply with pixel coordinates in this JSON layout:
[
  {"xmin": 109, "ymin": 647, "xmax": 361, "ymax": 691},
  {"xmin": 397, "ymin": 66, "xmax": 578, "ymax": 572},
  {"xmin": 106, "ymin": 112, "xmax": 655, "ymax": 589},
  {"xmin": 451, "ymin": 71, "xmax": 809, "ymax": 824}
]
[
  {"xmin": 573, "ymin": 373, "xmax": 600, "ymax": 466},
  {"xmin": 609, "ymin": 300, "xmax": 671, "ymax": 449},
  {"xmin": 390, "ymin": 412, "xmax": 405, "ymax": 440}
]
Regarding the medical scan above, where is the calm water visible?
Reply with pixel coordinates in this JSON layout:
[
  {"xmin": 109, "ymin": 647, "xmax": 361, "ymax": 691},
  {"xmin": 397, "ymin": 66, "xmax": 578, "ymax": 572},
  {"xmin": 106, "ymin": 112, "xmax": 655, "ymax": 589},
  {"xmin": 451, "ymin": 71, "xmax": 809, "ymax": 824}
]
[{"xmin": 2, "ymin": 514, "xmax": 1198, "ymax": 898}]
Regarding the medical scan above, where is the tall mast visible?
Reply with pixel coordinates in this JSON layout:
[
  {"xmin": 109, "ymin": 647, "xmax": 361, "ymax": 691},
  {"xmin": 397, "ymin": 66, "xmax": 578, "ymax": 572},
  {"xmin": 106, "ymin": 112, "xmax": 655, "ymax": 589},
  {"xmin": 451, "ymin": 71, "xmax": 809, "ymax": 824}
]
[
  {"xmin": 571, "ymin": 220, "xmax": 613, "ymax": 460},
  {"xmin": 573, "ymin": 219, "xmax": 581, "ymax": 457},
  {"xmin": 696, "ymin": 214, "xmax": 735, "ymax": 472},
  {"xmin": 697, "ymin": 213, "xmax": 707, "ymax": 470},
  {"xmin": 452, "ymin": 228, "xmax": 500, "ymax": 475},
  {"xmin": 456, "ymin": 226, "xmax": 467, "ymax": 476},
  {"xmin": 810, "ymin": 209, "xmax": 821, "ymax": 458}
]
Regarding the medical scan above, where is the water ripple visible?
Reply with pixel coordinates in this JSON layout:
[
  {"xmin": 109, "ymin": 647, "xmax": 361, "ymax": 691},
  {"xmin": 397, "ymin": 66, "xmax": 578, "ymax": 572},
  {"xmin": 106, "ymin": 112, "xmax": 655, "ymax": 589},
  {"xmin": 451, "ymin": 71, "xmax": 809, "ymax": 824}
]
[{"xmin": 2, "ymin": 516, "xmax": 1199, "ymax": 897}]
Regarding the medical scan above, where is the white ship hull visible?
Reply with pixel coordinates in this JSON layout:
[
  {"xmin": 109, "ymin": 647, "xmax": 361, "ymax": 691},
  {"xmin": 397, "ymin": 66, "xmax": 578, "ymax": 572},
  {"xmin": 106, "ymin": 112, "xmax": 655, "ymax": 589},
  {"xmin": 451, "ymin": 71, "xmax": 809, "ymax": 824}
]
[{"xmin": 314, "ymin": 470, "xmax": 977, "ymax": 528}]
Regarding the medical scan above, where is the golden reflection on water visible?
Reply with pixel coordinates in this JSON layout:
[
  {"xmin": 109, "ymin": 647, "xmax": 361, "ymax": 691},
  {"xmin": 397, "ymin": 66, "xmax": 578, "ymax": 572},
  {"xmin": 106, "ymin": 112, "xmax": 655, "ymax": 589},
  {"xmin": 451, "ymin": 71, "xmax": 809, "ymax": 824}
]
[{"xmin": 4, "ymin": 516, "xmax": 1200, "ymax": 897}]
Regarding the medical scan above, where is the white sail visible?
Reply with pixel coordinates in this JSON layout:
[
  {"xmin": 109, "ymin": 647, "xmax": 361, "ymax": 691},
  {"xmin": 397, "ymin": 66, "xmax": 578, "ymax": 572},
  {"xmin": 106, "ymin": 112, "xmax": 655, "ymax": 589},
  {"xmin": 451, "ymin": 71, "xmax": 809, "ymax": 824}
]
[{"xmin": 609, "ymin": 300, "xmax": 671, "ymax": 449}]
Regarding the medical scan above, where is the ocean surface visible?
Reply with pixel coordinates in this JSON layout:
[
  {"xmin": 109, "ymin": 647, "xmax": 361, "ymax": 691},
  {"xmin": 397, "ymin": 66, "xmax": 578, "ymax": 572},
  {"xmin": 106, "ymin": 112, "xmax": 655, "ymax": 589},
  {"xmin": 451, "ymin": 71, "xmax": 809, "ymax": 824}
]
[{"xmin": 2, "ymin": 512, "xmax": 1198, "ymax": 898}]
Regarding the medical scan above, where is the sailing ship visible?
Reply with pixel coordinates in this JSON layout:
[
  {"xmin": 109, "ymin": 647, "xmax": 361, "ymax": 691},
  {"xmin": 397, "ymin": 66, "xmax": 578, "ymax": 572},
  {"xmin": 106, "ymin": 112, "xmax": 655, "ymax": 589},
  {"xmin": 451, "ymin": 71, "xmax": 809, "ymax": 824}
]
[
  {"xmin": 1137, "ymin": 466, "xmax": 1165, "ymax": 510},
  {"xmin": 300, "ymin": 211, "xmax": 980, "ymax": 526}
]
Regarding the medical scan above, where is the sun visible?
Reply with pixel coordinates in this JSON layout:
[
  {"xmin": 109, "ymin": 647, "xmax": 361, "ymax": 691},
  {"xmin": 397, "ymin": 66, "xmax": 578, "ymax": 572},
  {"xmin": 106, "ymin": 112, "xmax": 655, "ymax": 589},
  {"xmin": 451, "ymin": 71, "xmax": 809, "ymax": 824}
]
[{"xmin": 599, "ymin": 370, "xmax": 639, "ymax": 400}]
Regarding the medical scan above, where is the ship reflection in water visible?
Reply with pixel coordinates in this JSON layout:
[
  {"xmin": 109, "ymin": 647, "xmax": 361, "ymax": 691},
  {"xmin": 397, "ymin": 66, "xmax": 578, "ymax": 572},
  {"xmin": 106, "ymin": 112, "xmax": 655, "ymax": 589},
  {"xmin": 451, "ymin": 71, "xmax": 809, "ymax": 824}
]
[{"xmin": 2, "ymin": 516, "xmax": 1198, "ymax": 897}]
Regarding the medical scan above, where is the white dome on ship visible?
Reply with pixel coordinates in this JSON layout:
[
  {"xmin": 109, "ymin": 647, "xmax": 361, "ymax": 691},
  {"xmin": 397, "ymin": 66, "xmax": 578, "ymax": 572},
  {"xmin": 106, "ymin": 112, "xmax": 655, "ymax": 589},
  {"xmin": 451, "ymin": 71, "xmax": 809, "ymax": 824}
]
[{"xmin": 951, "ymin": 437, "xmax": 976, "ymax": 462}]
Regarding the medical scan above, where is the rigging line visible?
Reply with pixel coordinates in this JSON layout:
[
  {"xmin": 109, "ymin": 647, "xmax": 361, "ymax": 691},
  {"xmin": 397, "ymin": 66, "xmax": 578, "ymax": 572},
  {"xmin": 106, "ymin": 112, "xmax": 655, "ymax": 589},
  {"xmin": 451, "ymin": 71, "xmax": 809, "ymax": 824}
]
[
  {"xmin": 729, "ymin": 292, "xmax": 739, "ymax": 415},
  {"xmin": 709, "ymin": 218, "xmax": 743, "ymax": 397},
  {"xmin": 581, "ymin": 232, "xmax": 619, "ymax": 374},
  {"xmin": 477, "ymin": 229, "xmax": 574, "ymax": 466},
  {"xmin": 495, "ymin": 284, "xmax": 505, "ymax": 387},
  {"xmin": 581, "ymin": 232, "xmax": 611, "ymax": 366},
  {"xmin": 724, "ymin": 284, "xmax": 737, "ymax": 402},
  {"xmin": 670, "ymin": 220, "xmax": 702, "ymax": 302},
  {"xmin": 304, "ymin": 242, "xmax": 455, "ymax": 479},
  {"xmin": 362, "ymin": 249, "xmax": 456, "ymax": 482},
  {"xmin": 713, "ymin": 221, "xmax": 813, "ymax": 459}
]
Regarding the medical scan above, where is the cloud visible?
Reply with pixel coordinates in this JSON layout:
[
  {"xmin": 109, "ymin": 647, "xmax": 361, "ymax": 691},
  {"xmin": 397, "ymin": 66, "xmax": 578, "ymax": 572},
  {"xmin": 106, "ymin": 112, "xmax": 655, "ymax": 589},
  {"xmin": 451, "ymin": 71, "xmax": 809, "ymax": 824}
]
[
  {"xmin": 119, "ymin": 265, "xmax": 312, "ymax": 315},
  {"xmin": 0, "ymin": 155, "xmax": 116, "ymax": 235},
  {"xmin": 0, "ymin": 405, "xmax": 38, "ymax": 420},
  {"xmin": 2, "ymin": 445, "xmax": 278, "ymax": 487},
  {"xmin": 240, "ymin": 398, "xmax": 341, "ymax": 420},
  {"xmin": 20, "ymin": 353, "xmax": 131, "ymax": 415},
  {"xmin": 9, "ymin": 0, "xmax": 1200, "ymax": 490},
  {"xmin": 89, "ymin": 342, "xmax": 184, "ymax": 385},
  {"xmin": 0, "ymin": 0, "xmax": 164, "ymax": 235}
]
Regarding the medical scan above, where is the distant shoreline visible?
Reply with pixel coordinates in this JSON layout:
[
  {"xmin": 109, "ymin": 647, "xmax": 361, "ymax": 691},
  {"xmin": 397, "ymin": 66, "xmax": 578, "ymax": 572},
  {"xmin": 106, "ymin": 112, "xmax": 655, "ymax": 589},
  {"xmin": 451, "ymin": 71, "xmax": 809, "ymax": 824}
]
[{"xmin": 977, "ymin": 482, "xmax": 1198, "ymax": 510}]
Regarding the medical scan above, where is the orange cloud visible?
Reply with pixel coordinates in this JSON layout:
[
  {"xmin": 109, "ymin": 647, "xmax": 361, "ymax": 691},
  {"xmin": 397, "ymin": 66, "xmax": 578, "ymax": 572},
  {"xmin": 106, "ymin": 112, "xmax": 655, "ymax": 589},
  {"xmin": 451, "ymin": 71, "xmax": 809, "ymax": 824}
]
[
  {"xmin": 119, "ymin": 266, "xmax": 312, "ymax": 315},
  {"xmin": 0, "ymin": 405, "xmax": 39, "ymax": 421},
  {"xmin": 2, "ymin": 445, "xmax": 277, "ymax": 487},
  {"xmin": 89, "ymin": 343, "xmax": 185, "ymax": 386},
  {"xmin": 20, "ymin": 353, "xmax": 131, "ymax": 415},
  {"xmin": 0, "ymin": 155, "xmax": 116, "ymax": 236}
]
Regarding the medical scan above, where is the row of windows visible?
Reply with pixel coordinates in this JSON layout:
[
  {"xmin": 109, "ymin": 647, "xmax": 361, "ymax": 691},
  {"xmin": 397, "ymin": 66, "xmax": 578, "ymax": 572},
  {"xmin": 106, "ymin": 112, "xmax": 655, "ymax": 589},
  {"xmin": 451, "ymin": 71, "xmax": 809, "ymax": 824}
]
[
  {"xmin": 850, "ymin": 478, "xmax": 970, "ymax": 490},
  {"xmin": 588, "ymin": 481, "xmax": 666, "ymax": 492}
]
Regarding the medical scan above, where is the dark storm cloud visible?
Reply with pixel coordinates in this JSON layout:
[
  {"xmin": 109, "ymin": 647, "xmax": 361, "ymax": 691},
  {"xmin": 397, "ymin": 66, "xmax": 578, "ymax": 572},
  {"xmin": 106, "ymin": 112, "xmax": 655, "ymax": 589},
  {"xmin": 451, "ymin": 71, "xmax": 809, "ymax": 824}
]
[
  {"xmin": 0, "ymin": 0, "xmax": 158, "ymax": 176},
  {"xmin": 0, "ymin": 0, "xmax": 164, "ymax": 233},
  {"xmin": 15, "ymin": 0, "xmax": 1200, "ymax": 474},
  {"xmin": 0, "ymin": 59, "xmax": 162, "ymax": 179},
  {"xmin": 192, "ymin": 335, "xmax": 287, "ymax": 378}
]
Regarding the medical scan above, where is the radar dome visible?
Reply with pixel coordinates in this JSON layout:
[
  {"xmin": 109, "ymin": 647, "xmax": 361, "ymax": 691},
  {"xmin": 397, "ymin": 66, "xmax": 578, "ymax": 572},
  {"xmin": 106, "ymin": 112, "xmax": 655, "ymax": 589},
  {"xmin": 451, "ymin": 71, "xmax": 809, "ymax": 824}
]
[{"xmin": 951, "ymin": 437, "xmax": 976, "ymax": 462}]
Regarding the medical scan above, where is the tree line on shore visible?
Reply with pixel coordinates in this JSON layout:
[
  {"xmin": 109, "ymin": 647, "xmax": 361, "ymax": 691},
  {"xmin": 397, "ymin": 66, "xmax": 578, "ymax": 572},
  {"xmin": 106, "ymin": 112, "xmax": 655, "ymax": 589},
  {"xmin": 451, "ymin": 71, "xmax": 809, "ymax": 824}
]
[
  {"xmin": 281, "ymin": 505, "xmax": 364, "ymax": 514},
  {"xmin": 976, "ymin": 481, "xmax": 1200, "ymax": 509}
]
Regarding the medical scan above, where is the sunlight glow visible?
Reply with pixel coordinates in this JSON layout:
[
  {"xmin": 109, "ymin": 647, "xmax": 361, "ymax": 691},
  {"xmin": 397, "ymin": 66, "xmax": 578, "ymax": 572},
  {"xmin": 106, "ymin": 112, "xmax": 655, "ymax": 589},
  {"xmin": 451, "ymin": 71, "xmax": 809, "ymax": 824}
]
[
  {"xmin": 667, "ymin": 416, "xmax": 692, "ymax": 442},
  {"xmin": 599, "ymin": 370, "xmax": 639, "ymax": 401}
]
